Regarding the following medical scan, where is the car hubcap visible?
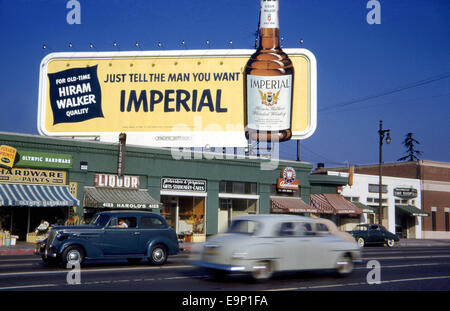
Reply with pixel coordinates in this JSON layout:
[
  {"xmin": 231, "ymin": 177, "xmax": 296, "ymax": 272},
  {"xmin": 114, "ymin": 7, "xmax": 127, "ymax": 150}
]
[
  {"xmin": 337, "ymin": 256, "xmax": 353, "ymax": 274},
  {"xmin": 358, "ymin": 238, "xmax": 364, "ymax": 247},
  {"xmin": 387, "ymin": 239, "xmax": 394, "ymax": 247},
  {"xmin": 68, "ymin": 250, "xmax": 80, "ymax": 262},
  {"xmin": 252, "ymin": 261, "xmax": 272, "ymax": 280},
  {"xmin": 153, "ymin": 248, "xmax": 165, "ymax": 262}
]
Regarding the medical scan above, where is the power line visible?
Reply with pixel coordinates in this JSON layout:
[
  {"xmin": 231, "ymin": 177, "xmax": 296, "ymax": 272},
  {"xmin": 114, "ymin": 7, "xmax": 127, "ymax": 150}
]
[
  {"xmin": 321, "ymin": 92, "xmax": 450, "ymax": 114},
  {"xmin": 319, "ymin": 71, "xmax": 450, "ymax": 113}
]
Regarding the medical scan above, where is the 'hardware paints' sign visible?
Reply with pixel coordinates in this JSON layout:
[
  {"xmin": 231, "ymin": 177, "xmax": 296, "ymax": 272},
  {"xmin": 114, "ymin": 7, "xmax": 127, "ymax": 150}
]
[{"xmin": 38, "ymin": 49, "xmax": 316, "ymax": 148}]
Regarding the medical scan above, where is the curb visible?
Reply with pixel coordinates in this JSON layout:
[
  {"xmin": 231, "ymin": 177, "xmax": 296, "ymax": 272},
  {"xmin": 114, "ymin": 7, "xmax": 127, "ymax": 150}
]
[{"xmin": 0, "ymin": 249, "xmax": 35, "ymax": 256}]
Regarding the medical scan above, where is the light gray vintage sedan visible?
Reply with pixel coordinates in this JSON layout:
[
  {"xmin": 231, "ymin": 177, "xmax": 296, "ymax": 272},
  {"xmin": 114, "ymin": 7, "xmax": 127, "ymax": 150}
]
[{"xmin": 191, "ymin": 215, "xmax": 361, "ymax": 280}]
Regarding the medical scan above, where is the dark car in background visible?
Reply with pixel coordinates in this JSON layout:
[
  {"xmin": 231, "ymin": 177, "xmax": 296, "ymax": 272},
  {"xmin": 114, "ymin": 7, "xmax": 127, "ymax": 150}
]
[
  {"xmin": 349, "ymin": 224, "xmax": 400, "ymax": 247},
  {"xmin": 37, "ymin": 211, "xmax": 179, "ymax": 268}
]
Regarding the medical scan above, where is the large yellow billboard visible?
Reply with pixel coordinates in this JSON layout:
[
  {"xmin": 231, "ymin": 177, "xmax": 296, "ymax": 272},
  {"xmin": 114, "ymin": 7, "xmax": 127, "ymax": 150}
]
[{"xmin": 38, "ymin": 49, "xmax": 316, "ymax": 147}]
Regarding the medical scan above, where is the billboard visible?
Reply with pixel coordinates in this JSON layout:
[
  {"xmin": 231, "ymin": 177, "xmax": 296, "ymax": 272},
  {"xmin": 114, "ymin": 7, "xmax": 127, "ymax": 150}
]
[{"xmin": 38, "ymin": 49, "xmax": 316, "ymax": 147}]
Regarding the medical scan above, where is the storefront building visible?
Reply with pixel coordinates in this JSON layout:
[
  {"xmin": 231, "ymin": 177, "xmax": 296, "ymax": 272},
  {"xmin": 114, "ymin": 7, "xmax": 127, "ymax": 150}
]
[
  {"xmin": 0, "ymin": 147, "xmax": 79, "ymax": 243},
  {"xmin": 329, "ymin": 161, "xmax": 449, "ymax": 239},
  {"xmin": 337, "ymin": 172, "xmax": 424, "ymax": 238},
  {"xmin": 1, "ymin": 132, "xmax": 355, "ymax": 242}
]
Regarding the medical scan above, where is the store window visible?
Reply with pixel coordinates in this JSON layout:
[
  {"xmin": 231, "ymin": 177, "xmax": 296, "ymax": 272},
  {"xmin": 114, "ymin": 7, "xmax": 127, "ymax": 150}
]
[
  {"xmin": 368, "ymin": 184, "xmax": 388, "ymax": 193},
  {"xmin": 219, "ymin": 181, "xmax": 257, "ymax": 194},
  {"xmin": 160, "ymin": 196, "xmax": 205, "ymax": 241}
]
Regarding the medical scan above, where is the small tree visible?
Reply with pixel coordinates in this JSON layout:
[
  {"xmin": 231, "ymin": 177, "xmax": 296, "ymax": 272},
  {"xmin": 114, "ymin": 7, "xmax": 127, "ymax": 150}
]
[{"xmin": 397, "ymin": 132, "xmax": 423, "ymax": 161}]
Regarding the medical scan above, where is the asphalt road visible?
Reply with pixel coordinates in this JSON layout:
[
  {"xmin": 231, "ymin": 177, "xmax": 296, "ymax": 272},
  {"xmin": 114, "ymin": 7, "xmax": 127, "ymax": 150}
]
[{"xmin": 0, "ymin": 245, "xmax": 449, "ymax": 293}]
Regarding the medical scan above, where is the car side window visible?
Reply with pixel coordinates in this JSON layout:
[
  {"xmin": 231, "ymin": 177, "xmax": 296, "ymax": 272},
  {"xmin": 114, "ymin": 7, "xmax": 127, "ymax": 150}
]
[
  {"xmin": 141, "ymin": 217, "xmax": 165, "ymax": 229},
  {"xmin": 370, "ymin": 225, "xmax": 379, "ymax": 231},
  {"xmin": 356, "ymin": 225, "xmax": 367, "ymax": 231},
  {"xmin": 296, "ymin": 222, "xmax": 315, "ymax": 236},
  {"xmin": 316, "ymin": 223, "xmax": 329, "ymax": 234},
  {"xmin": 279, "ymin": 222, "xmax": 296, "ymax": 236},
  {"xmin": 108, "ymin": 217, "xmax": 137, "ymax": 229}
]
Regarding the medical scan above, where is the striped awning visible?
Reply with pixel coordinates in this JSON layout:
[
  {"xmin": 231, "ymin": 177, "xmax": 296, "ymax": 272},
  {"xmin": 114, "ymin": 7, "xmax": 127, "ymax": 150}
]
[
  {"xmin": 310, "ymin": 194, "xmax": 363, "ymax": 215},
  {"xmin": 0, "ymin": 183, "xmax": 79, "ymax": 207},
  {"xmin": 271, "ymin": 196, "xmax": 317, "ymax": 214},
  {"xmin": 83, "ymin": 186, "xmax": 161, "ymax": 209}
]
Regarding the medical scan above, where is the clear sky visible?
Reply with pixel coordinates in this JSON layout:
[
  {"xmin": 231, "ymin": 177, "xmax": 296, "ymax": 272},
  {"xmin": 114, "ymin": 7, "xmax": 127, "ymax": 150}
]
[{"xmin": 0, "ymin": 0, "xmax": 449, "ymax": 168}]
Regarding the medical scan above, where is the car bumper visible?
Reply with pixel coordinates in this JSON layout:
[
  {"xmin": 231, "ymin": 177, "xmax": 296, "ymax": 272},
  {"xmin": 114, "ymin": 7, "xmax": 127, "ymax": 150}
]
[
  {"xmin": 35, "ymin": 242, "xmax": 58, "ymax": 258},
  {"xmin": 190, "ymin": 260, "xmax": 250, "ymax": 272}
]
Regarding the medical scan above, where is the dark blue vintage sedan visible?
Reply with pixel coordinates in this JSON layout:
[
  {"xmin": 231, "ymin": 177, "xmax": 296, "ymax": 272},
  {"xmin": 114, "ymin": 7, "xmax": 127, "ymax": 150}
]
[
  {"xmin": 349, "ymin": 224, "xmax": 400, "ymax": 248},
  {"xmin": 37, "ymin": 211, "xmax": 179, "ymax": 268}
]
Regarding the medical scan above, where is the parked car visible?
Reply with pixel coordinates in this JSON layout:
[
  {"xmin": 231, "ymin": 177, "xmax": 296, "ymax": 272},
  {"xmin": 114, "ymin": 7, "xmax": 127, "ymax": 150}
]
[
  {"xmin": 349, "ymin": 224, "xmax": 400, "ymax": 247},
  {"xmin": 36, "ymin": 211, "xmax": 179, "ymax": 268},
  {"xmin": 191, "ymin": 215, "xmax": 361, "ymax": 281}
]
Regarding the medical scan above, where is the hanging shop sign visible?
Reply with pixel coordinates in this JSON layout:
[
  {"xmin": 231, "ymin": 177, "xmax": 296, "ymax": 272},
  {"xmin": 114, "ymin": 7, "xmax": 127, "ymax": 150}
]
[
  {"xmin": 394, "ymin": 187, "xmax": 418, "ymax": 199},
  {"xmin": 38, "ymin": 49, "xmax": 317, "ymax": 148},
  {"xmin": 15, "ymin": 150, "xmax": 73, "ymax": 169},
  {"xmin": 0, "ymin": 167, "xmax": 67, "ymax": 185},
  {"xmin": 276, "ymin": 167, "xmax": 299, "ymax": 193},
  {"xmin": 0, "ymin": 145, "xmax": 17, "ymax": 170},
  {"xmin": 161, "ymin": 177, "xmax": 207, "ymax": 193}
]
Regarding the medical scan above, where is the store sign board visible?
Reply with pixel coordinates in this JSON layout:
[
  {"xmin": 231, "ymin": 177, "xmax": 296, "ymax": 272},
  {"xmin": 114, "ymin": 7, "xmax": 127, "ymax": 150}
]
[
  {"xmin": 394, "ymin": 187, "xmax": 418, "ymax": 199},
  {"xmin": 94, "ymin": 173, "xmax": 140, "ymax": 189},
  {"xmin": 277, "ymin": 167, "xmax": 299, "ymax": 193},
  {"xmin": 161, "ymin": 177, "xmax": 207, "ymax": 192},
  {"xmin": 16, "ymin": 150, "xmax": 73, "ymax": 169},
  {"xmin": 0, "ymin": 167, "xmax": 67, "ymax": 185},
  {"xmin": 0, "ymin": 145, "xmax": 17, "ymax": 170},
  {"xmin": 38, "ymin": 49, "xmax": 317, "ymax": 147}
]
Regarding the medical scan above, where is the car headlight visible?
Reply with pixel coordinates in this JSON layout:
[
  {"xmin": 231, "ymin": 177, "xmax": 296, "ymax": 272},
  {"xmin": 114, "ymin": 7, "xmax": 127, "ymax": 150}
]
[{"xmin": 232, "ymin": 251, "xmax": 248, "ymax": 259}]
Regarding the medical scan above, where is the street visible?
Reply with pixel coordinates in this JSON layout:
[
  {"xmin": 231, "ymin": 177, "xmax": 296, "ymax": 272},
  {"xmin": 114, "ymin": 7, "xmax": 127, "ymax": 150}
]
[{"xmin": 0, "ymin": 245, "xmax": 449, "ymax": 291}]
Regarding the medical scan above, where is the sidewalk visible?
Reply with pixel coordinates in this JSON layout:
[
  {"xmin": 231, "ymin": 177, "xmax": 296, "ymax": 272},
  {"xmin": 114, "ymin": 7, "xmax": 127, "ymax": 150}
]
[{"xmin": 1, "ymin": 239, "xmax": 449, "ymax": 256}]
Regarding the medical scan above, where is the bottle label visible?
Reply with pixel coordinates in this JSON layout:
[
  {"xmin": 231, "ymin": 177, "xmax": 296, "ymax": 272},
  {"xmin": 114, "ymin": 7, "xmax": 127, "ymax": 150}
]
[
  {"xmin": 247, "ymin": 74, "xmax": 292, "ymax": 131},
  {"xmin": 260, "ymin": 0, "xmax": 279, "ymax": 29}
]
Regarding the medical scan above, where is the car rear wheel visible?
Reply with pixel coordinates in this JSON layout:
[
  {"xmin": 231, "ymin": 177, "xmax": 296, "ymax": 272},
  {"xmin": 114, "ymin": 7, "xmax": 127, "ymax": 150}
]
[
  {"xmin": 250, "ymin": 260, "xmax": 273, "ymax": 281},
  {"xmin": 357, "ymin": 237, "xmax": 365, "ymax": 248},
  {"xmin": 62, "ymin": 245, "xmax": 84, "ymax": 268},
  {"xmin": 386, "ymin": 239, "xmax": 395, "ymax": 247},
  {"xmin": 148, "ymin": 244, "xmax": 168, "ymax": 265}
]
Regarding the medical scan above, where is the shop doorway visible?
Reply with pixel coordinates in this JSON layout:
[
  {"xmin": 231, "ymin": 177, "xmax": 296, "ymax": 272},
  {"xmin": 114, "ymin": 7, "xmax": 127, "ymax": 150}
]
[{"xmin": 160, "ymin": 195, "xmax": 206, "ymax": 242}]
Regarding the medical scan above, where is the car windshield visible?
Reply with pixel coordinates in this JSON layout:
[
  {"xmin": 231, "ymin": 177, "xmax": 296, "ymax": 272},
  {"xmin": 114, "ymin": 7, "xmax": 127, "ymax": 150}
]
[
  {"xmin": 89, "ymin": 214, "xmax": 110, "ymax": 227},
  {"xmin": 228, "ymin": 220, "xmax": 260, "ymax": 235}
]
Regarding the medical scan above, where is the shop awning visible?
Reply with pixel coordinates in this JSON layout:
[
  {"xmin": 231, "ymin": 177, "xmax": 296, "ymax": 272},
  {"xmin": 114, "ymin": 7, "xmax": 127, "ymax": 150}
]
[
  {"xmin": 396, "ymin": 205, "xmax": 429, "ymax": 217},
  {"xmin": 0, "ymin": 183, "xmax": 79, "ymax": 207},
  {"xmin": 353, "ymin": 202, "xmax": 378, "ymax": 214},
  {"xmin": 310, "ymin": 194, "xmax": 363, "ymax": 215},
  {"xmin": 271, "ymin": 196, "xmax": 317, "ymax": 214},
  {"xmin": 83, "ymin": 186, "xmax": 161, "ymax": 209}
]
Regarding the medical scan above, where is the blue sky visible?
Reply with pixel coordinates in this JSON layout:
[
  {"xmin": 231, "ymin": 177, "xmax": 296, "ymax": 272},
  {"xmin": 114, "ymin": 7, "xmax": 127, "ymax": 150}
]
[{"xmin": 0, "ymin": 0, "xmax": 449, "ymax": 168}]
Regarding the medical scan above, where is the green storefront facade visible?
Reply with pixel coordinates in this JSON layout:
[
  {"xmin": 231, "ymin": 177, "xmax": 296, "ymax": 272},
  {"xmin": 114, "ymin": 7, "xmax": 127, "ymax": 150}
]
[{"xmin": 0, "ymin": 132, "xmax": 350, "ymax": 242}]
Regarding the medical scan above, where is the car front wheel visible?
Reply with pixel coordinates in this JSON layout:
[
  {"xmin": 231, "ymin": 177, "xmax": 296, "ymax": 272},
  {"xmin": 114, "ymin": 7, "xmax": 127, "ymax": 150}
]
[
  {"xmin": 148, "ymin": 244, "xmax": 168, "ymax": 265},
  {"xmin": 62, "ymin": 245, "xmax": 84, "ymax": 268},
  {"xmin": 250, "ymin": 260, "xmax": 273, "ymax": 281}
]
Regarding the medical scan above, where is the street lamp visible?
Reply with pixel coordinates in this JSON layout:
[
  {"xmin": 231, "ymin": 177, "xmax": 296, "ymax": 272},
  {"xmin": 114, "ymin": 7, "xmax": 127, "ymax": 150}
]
[{"xmin": 378, "ymin": 120, "xmax": 391, "ymax": 225}]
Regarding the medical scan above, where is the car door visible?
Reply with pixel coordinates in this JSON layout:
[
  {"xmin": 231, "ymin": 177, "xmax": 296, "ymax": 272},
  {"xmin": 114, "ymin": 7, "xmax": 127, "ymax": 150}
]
[
  {"xmin": 274, "ymin": 221, "xmax": 311, "ymax": 271},
  {"xmin": 368, "ymin": 225, "xmax": 384, "ymax": 243},
  {"xmin": 137, "ymin": 216, "xmax": 166, "ymax": 254},
  {"xmin": 102, "ymin": 216, "xmax": 140, "ymax": 255}
]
